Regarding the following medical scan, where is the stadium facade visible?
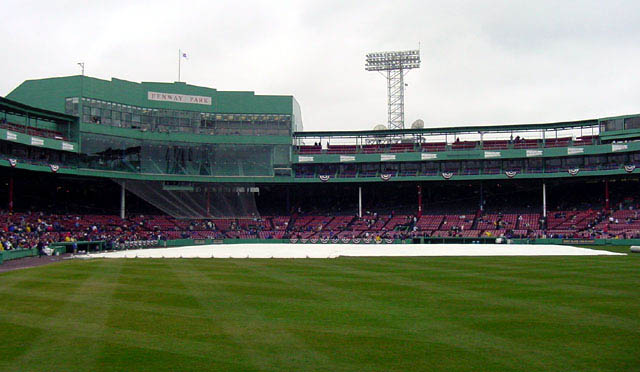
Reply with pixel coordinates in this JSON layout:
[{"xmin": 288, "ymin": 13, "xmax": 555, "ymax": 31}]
[
  {"xmin": 4, "ymin": 76, "xmax": 301, "ymax": 182},
  {"xmin": 1, "ymin": 75, "xmax": 640, "ymax": 230},
  {"xmin": 3, "ymin": 75, "xmax": 640, "ymax": 184}
]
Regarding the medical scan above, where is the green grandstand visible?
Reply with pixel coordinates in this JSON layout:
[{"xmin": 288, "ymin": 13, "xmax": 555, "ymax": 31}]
[
  {"xmin": 1, "ymin": 75, "xmax": 640, "ymax": 241},
  {"xmin": 3, "ymin": 75, "xmax": 640, "ymax": 185}
]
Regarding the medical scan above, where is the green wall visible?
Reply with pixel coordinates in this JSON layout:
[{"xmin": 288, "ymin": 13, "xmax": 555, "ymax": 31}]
[{"xmin": 7, "ymin": 76, "xmax": 295, "ymax": 115}]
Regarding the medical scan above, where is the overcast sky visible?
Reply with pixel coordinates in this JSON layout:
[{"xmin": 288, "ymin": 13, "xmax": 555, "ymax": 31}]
[{"xmin": 2, "ymin": 0, "xmax": 640, "ymax": 131}]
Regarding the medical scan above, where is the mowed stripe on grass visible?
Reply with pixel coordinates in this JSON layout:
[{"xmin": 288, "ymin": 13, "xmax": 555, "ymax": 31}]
[{"xmin": 0, "ymin": 255, "xmax": 638, "ymax": 372}]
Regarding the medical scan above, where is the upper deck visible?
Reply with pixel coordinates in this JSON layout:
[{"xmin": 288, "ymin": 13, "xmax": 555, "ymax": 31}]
[{"xmin": 292, "ymin": 114, "xmax": 640, "ymax": 163}]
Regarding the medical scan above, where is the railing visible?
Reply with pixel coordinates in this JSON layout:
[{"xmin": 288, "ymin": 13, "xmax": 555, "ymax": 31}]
[
  {"xmin": 295, "ymin": 136, "xmax": 601, "ymax": 155},
  {"xmin": 0, "ymin": 121, "xmax": 68, "ymax": 141}
]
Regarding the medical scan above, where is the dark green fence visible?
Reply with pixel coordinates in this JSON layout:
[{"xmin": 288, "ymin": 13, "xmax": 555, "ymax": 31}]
[{"xmin": 0, "ymin": 248, "xmax": 38, "ymax": 263}]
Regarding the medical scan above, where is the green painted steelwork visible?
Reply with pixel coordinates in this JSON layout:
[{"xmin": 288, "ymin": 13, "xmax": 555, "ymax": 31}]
[
  {"xmin": 1, "ymin": 90, "xmax": 295, "ymax": 178},
  {"xmin": 293, "ymin": 113, "xmax": 638, "ymax": 138},
  {"xmin": 289, "ymin": 168, "xmax": 638, "ymax": 183},
  {"xmin": 1, "ymin": 96, "xmax": 79, "ymax": 142},
  {"xmin": 293, "ymin": 142, "xmax": 640, "ymax": 164},
  {"xmin": 0, "ymin": 96, "xmax": 76, "ymax": 123},
  {"xmin": 0, "ymin": 158, "xmax": 294, "ymax": 182},
  {"xmin": 7, "ymin": 76, "xmax": 303, "ymax": 137},
  {"xmin": 5, "ymin": 76, "xmax": 640, "ymax": 184},
  {"xmin": 1, "ymin": 156, "xmax": 637, "ymax": 183},
  {"xmin": 599, "ymin": 128, "xmax": 640, "ymax": 141},
  {"xmin": 0, "ymin": 128, "xmax": 77, "ymax": 152}
]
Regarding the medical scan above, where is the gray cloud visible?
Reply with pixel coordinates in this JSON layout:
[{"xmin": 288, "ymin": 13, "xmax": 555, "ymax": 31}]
[{"xmin": 1, "ymin": 0, "xmax": 640, "ymax": 131}]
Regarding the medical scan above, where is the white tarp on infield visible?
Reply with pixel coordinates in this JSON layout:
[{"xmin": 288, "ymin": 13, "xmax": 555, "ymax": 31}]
[{"xmin": 88, "ymin": 243, "xmax": 623, "ymax": 259}]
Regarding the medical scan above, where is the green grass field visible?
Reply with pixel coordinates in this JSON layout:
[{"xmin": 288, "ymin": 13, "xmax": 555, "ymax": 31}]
[{"xmin": 0, "ymin": 250, "xmax": 639, "ymax": 371}]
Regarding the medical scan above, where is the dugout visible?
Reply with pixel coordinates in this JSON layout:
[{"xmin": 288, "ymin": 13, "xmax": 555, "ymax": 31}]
[{"xmin": 50, "ymin": 240, "xmax": 106, "ymax": 253}]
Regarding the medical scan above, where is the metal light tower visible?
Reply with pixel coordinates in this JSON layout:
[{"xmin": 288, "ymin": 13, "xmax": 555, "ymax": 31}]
[{"xmin": 365, "ymin": 50, "xmax": 420, "ymax": 130}]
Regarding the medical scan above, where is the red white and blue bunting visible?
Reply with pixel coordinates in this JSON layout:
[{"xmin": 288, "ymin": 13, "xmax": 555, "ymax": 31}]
[
  {"xmin": 363, "ymin": 238, "xmax": 371, "ymax": 244},
  {"xmin": 309, "ymin": 238, "xmax": 318, "ymax": 244},
  {"xmin": 567, "ymin": 168, "xmax": 580, "ymax": 176},
  {"xmin": 290, "ymin": 238, "xmax": 298, "ymax": 244},
  {"xmin": 380, "ymin": 173, "xmax": 392, "ymax": 181},
  {"xmin": 320, "ymin": 238, "xmax": 329, "ymax": 244},
  {"xmin": 319, "ymin": 174, "xmax": 331, "ymax": 182},
  {"xmin": 331, "ymin": 238, "xmax": 340, "ymax": 244},
  {"xmin": 384, "ymin": 238, "xmax": 394, "ymax": 244},
  {"xmin": 352, "ymin": 238, "xmax": 361, "ymax": 244},
  {"xmin": 624, "ymin": 165, "xmax": 636, "ymax": 173},
  {"xmin": 8, "ymin": 158, "xmax": 17, "ymax": 167},
  {"xmin": 505, "ymin": 170, "xmax": 518, "ymax": 178},
  {"xmin": 442, "ymin": 172, "xmax": 454, "ymax": 179},
  {"xmin": 49, "ymin": 164, "xmax": 60, "ymax": 173}
]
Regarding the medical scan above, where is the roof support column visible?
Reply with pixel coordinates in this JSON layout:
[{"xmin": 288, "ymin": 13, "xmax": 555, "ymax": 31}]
[
  {"xmin": 417, "ymin": 184, "xmax": 423, "ymax": 218},
  {"xmin": 358, "ymin": 186, "xmax": 362, "ymax": 218},
  {"xmin": 542, "ymin": 182, "xmax": 547, "ymax": 219},
  {"xmin": 120, "ymin": 181, "xmax": 126, "ymax": 220},
  {"xmin": 479, "ymin": 182, "xmax": 484, "ymax": 212},
  {"xmin": 8, "ymin": 174, "xmax": 14, "ymax": 213},
  {"xmin": 206, "ymin": 187, "xmax": 211, "ymax": 217},
  {"xmin": 605, "ymin": 180, "xmax": 610, "ymax": 211}
]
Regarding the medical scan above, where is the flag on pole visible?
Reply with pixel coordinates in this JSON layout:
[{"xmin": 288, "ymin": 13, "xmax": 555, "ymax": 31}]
[{"xmin": 178, "ymin": 49, "xmax": 188, "ymax": 82}]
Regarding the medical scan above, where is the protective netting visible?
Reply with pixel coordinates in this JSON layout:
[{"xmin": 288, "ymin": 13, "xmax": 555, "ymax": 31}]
[
  {"xmin": 80, "ymin": 135, "xmax": 286, "ymax": 178},
  {"xmin": 115, "ymin": 180, "xmax": 260, "ymax": 219}
]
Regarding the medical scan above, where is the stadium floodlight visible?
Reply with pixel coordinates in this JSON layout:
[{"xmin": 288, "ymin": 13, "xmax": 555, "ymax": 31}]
[{"xmin": 365, "ymin": 50, "xmax": 420, "ymax": 130}]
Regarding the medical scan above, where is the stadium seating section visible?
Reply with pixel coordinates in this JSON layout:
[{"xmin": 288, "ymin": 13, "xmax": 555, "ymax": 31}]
[
  {"xmin": 296, "ymin": 136, "xmax": 601, "ymax": 155},
  {"xmin": 0, "ymin": 121, "xmax": 67, "ymax": 141},
  {"xmin": 3, "ymin": 206, "xmax": 640, "ymax": 250}
]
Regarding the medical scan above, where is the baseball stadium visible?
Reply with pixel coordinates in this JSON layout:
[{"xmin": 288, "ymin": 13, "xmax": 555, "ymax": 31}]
[{"xmin": 0, "ymin": 72, "xmax": 639, "ymax": 371}]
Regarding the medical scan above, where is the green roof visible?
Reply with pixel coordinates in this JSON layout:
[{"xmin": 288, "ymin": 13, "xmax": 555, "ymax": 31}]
[
  {"xmin": 0, "ymin": 96, "xmax": 77, "ymax": 123},
  {"xmin": 7, "ymin": 75, "xmax": 295, "ymax": 115}
]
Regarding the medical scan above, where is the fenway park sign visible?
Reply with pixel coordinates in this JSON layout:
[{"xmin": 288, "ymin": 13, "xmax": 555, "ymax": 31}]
[{"xmin": 147, "ymin": 91, "xmax": 212, "ymax": 105}]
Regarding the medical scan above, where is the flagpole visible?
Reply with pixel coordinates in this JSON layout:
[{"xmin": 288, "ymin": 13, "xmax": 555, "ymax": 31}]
[{"xmin": 178, "ymin": 49, "xmax": 181, "ymax": 82}]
